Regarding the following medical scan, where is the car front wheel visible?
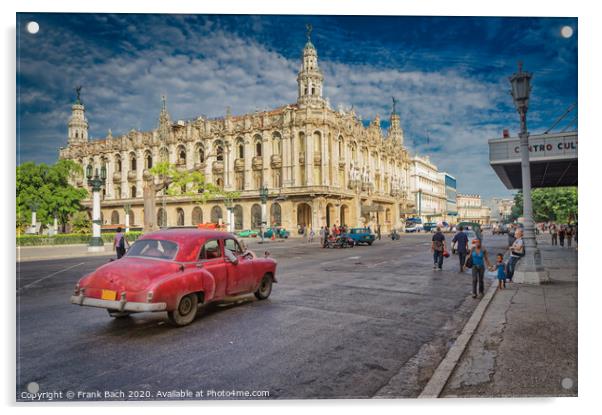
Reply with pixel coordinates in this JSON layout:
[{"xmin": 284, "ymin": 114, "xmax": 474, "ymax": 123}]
[
  {"xmin": 168, "ymin": 293, "xmax": 198, "ymax": 326},
  {"xmin": 254, "ymin": 274, "xmax": 273, "ymax": 300}
]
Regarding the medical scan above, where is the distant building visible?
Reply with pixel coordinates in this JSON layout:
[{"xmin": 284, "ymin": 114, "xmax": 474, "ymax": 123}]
[
  {"xmin": 59, "ymin": 28, "xmax": 416, "ymax": 233},
  {"xmin": 457, "ymin": 194, "xmax": 491, "ymax": 225},
  {"xmin": 410, "ymin": 155, "xmax": 447, "ymax": 223},
  {"xmin": 487, "ymin": 197, "xmax": 515, "ymax": 224},
  {"xmin": 440, "ymin": 172, "xmax": 457, "ymax": 223}
]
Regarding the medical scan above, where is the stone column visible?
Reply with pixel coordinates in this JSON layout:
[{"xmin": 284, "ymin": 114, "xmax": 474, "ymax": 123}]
[
  {"xmin": 120, "ymin": 150, "xmax": 128, "ymax": 199},
  {"xmin": 135, "ymin": 149, "xmax": 143, "ymax": 198},
  {"xmin": 306, "ymin": 128, "xmax": 313, "ymax": 186},
  {"xmin": 263, "ymin": 132, "xmax": 272, "ymax": 188},
  {"xmin": 282, "ymin": 131, "xmax": 291, "ymax": 187},
  {"xmin": 226, "ymin": 140, "xmax": 235, "ymax": 189},
  {"xmin": 244, "ymin": 135, "xmax": 252, "ymax": 190}
]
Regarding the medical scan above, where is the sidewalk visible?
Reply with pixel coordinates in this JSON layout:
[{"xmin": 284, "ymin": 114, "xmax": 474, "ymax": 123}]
[
  {"xmin": 441, "ymin": 239, "xmax": 578, "ymax": 397},
  {"xmin": 17, "ymin": 244, "xmax": 114, "ymax": 262}
]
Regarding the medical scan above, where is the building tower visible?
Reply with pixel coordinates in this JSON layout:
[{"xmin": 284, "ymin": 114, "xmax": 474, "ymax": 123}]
[
  {"xmin": 67, "ymin": 86, "xmax": 89, "ymax": 144},
  {"xmin": 158, "ymin": 95, "xmax": 171, "ymax": 141},
  {"xmin": 389, "ymin": 96, "xmax": 404, "ymax": 145},
  {"xmin": 297, "ymin": 24, "xmax": 325, "ymax": 108}
]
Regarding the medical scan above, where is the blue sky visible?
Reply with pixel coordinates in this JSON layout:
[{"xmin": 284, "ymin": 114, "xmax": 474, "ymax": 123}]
[{"xmin": 16, "ymin": 14, "xmax": 577, "ymax": 199}]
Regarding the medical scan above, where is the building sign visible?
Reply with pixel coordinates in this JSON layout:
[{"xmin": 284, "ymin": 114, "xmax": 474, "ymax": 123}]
[{"xmin": 489, "ymin": 132, "xmax": 577, "ymax": 164}]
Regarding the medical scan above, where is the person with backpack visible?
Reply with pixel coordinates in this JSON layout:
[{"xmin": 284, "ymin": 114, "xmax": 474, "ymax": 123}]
[
  {"xmin": 465, "ymin": 238, "xmax": 492, "ymax": 298},
  {"xmin": 431, "ymin": 227, "xmax": 446, "ymax": 271},
  {"xmin": 113, "ymin": 227, "xmax": 129, "ymax": 259}
]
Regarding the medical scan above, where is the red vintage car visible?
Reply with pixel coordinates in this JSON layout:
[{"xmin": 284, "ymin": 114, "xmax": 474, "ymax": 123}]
[{"xmin": 70, "ymin": 229, "xmax": 277, "ymax": 326}]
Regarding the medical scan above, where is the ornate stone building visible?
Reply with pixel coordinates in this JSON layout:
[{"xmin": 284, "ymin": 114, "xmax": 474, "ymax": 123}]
[
  {"xmin": 457, "ymin": 194, "xmax": 492, "ymax": 225},
  {"xmin": 59, "ymin": 30, "xmax": 414, "ymax": 233}
]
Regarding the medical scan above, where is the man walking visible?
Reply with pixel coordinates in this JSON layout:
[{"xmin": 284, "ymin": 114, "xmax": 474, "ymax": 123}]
[
  {"xmin": 559, "ymin": 226, "xmax": 566, "ymax": 247},
  {"xmin": 431, "ymin": 227, "xmax": 446, "ymax": 271},
  {"xmin": 452, "ymin": 226, "xmax": 469, "ymax": 272}
]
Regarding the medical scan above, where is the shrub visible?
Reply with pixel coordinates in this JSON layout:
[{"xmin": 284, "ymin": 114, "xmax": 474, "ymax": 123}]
[{"xmin": 16, "ymin": 231, "xmax": 143, "ymax": 246}]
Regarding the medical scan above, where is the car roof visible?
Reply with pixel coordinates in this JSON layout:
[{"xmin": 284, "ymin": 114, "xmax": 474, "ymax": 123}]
[{"xmin": 139, "ymin": 229, "xmax": 235, "ymax": 262}]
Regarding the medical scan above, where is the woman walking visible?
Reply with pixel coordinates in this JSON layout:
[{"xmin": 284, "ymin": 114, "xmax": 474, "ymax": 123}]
[{"xmin": 466, "ymin": 239, "xmax": 492, "ymax": 299}]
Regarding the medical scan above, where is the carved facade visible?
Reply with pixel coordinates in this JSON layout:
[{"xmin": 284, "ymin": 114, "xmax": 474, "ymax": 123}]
[{"xmin": 59, "ymin": 31, "xmax": 415, "ymax": 233}]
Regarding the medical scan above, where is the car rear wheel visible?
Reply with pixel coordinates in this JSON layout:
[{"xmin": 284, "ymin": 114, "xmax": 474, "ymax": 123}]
[
  {"xmin": 168, "ymin": 293, "xmax": 198, "ymax": 326},
  {"xmin": 254, "ymin": 274, "xmax": 273, "ymax": 300},
  {"xmin": 107, "ymin": 309, "xmax": 131, "ymax": 318}
]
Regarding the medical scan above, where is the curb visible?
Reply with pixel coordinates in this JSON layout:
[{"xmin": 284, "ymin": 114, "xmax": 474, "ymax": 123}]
[{"xmin": 418, "ymin": 278, "xmax": 499, "ymax": 398}]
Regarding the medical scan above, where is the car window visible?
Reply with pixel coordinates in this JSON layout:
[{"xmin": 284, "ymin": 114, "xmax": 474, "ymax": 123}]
[
  {"xmin": 199, "ymin": 239, "xmax": 222, "ymax": 260},
  {"xmin": 224, "ymin": 238, "xmax": 243, "ymax": 255},
  {"xmin": 126, "ymin": 239, "xmax": 178, "ymax": 260}
]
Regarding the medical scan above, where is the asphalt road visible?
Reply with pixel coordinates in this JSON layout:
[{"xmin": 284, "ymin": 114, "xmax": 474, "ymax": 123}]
[{"xmin": 16, "ymin": 232, "xmax": 507, "ymax": 401}]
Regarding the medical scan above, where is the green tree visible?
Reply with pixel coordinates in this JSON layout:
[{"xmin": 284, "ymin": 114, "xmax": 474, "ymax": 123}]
[
  {"xmin": 143, "ymin": 162, "xmax": 239, "ymax": 231},
  {"xmin": 70, "ymin": 211, "xmax": 92, "ymax": 234},
  {"xmin": 16, "ymin": 160, "xmax": 88, "ymax": 233},
  {"xmin": 510, "ymin": 187, "xmax": 577, "ymax": 223}
]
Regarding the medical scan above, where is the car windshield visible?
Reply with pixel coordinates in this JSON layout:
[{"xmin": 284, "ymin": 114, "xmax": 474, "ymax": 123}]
[{"xmin": 125, "ymin": 239, "xmax": 179, "ymax": 260}]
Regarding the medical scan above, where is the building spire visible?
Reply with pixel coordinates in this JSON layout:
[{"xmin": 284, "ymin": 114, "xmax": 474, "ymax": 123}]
[
  {"xmin": 297, "ymin": 25, "xmax": 324, "ymax": 108},
  {"xmin": 158, "ymin": 95, "xmax": 171, "ymax": 141},
  {"xmin": 68, "ymin": 86, "xmax": 88, "ymax": 144}
]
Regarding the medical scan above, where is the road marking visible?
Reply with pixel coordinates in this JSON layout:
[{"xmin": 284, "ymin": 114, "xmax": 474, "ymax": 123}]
[{"xmin": 18, "ymin": 262, "xmax": 85, "ymax": 292}]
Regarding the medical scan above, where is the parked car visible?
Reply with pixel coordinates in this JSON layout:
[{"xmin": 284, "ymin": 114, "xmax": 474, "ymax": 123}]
[
  {"xmin": 70, "ymin": 229, "xmax": 278, "ymax": 326},
  {"xmin": 263, "ymin": 227, "xmax": 290, "ymax": 239},
  {"xmin": 238, "ymin": 229, "xmax": 259, "ymax": 238},
  {"xmin": 423, "ymin": 222, "xmax": 437, "ymax": 232},
  {"xmin": 405, "ymin": 223, "xmax": 424, "ymax": 233},
  {"xmin": 343, "ymin": 228, "xmax": 376, "ymax": 246}
]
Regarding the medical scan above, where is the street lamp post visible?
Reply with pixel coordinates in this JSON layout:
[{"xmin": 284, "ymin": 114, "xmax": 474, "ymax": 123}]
[
  {"xmin": 224, "ymin": 196, "xmax": 234, "ymax": 233},
  {"xmin": 28, "ymin": 200, "xmax": 39, "ymax": 234},
  {"xmin": 124, "ymin": 203, "xmax": 131, "ymax": 233},
  {"xmin": 86, "ymin": 164, "xmax": 106, "ymax": 252},
  {"xmin": 259, "ymin": 185, "xmax": 269, "ymax": 242},
  {"xmin": 509, "ymin": 63, "xmax": 549, "ymax": 284}
]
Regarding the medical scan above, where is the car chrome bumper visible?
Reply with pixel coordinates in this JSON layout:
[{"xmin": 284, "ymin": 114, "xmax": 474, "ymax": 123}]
[{"xmin": 70, "ymin": 295, "xmax": 167, "ymax": 312}]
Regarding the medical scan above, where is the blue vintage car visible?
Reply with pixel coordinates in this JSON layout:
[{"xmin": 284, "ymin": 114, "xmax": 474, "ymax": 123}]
[{"xmin": 344, "ymin": 228, "xmax": 376, "ymax": 246}]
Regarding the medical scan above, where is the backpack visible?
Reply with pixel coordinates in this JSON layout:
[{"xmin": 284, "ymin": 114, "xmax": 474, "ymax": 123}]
[{"xmin": 118, "ymin": 234, "xmax": 125, "ymax": 250}]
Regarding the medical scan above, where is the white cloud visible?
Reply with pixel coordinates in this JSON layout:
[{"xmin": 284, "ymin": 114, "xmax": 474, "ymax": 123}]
[{"xmin": 18, "ymin": 18, "xmax": 518, "ymax": 197}]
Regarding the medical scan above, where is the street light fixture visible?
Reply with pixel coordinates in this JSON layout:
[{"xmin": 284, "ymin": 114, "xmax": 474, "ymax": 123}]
[
  {"xmin": 508, "ymin": 62, "xmax": 549, "ymax": 284},
  {"xmin": 86, "ymin": 164, "xmax": 106, "ymax": 252}
]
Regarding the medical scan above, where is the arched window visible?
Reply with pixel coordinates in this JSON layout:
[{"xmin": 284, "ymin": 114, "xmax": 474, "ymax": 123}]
[
  {"xmin": 114, "ymin": 186, "xmax": 121, "ymax": 199},
  {"xmin": 233, "ymin": 205, "xmax": 243, "ymax": 230},
  {"xmin": 130, "ymin": 153, "xmax": 137, "ymax": 171},
  {"xmin": 210, "ymin": 206, "xmax": 223, "ymax": 224},
  {"xmin": 110, "ymin": 210, "xmax": 120, "ymax": 225},
  {"xmin": 299, "ymin": 132, "xmax": 306, "ymax": 153},
  {"xmin": 338, "ymin": 137, "xmax": 344, "ymax": 158},
  {"xmin": 270, "ymin": 203, "xmax": 282, "ymax": 226},
  {"xmin": 313, "ymin": 131, "xmax": 322, "ymax": 152},
  {"xmin": 145, "ymin": 152, "xmax": 153, "ymax": 169},
  {"xmin": 131, "ymin": 186, "xmax": 136, "ymax": 198},
  {"xmin": 176, "ymin": 208, "xmax": 185, "ymax": 226},
  {"xmin": 251, "ymin": 204, "xmax": 262, "ymax": 229},
  {"xmin": 216, "ymin": 144, "xmax": 224, "ymax": 162},
  {"xmin": 191, "ymin": 206, "xmax": 203, "ymax": 225},
  {"xmin": 129, "ymin": 210, "xmax": 135, "ymax": 226},
  {"xmin": 215, "ymin": 177, "xmax": 224, "ymax": 189},
  {"xmin": 75, "ymin": 131, "xmax": 79, "ymax": 139},
  {"xmin": 254, "ymin": 135, "xmax": 262, "ymax": 157},
  {"xmin": 197, "ymin": 145, "xmax": 205, "ymax": 163},
  {"xmin": 273, "ymin": 170, "xmax": 281, "ymax": 188},
  {"xmin": 177, "ymin": 146, "xmax": 186, "ymax": 165},
  {"xmin": 272, "ymin": 132, "xmax": 281, "ymax": 155},
  {"xmin": 237, "ymin": 139, "xmax": 244, "ymax": 159},
  {"xmin": 157, "ymin": 208, "xmax": 167, "ymax": 228}
]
